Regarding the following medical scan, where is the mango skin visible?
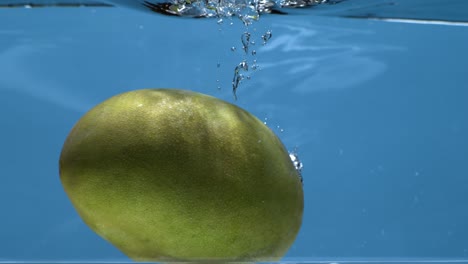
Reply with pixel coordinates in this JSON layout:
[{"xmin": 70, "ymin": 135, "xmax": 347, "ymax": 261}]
[{"xmin": 59, "ymin": 89, "xmax": 303, "ymax": 262}]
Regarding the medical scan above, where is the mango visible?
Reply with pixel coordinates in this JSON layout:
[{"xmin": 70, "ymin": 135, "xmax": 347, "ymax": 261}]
[{"xmin": 59, "ymin": 89, "xmax": 303, "ymax": 262}]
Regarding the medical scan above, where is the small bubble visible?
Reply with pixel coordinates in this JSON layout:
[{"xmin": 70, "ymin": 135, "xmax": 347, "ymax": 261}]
[
  {"xmin": 239, "ymin": 60, "xmax": 248, "ymax": 71},
  {"xmin": 250, "ymin": 40, "xmax": 256, "ymax": 45},
  {"xmin": 261, "ymin": 30, "xmax": 272, "ymax": 45},
  {"xmin": 359, "ymin": 241, "xmax": 368, "ymax": 248},
  {"xmin": 246, "ymin": 75, "xmax": 251, "ymax": 80},
  {"xmin": 251, "ymin": 50, "xmax": 256, "ymax": 56},
  {"xmin": 217, "ymin": 18, "xmax": 223, "ymax": 24},
  {"xmin": 231, "ymin": 47, "xmax": 236, "ymax": 51},
  {"xmin": 232, "ymin": 61, "xmax": 249, "ymax": 100},
  {"xmin": 241, "ymin": 32, "xmax": 251, "ymax": 54}
]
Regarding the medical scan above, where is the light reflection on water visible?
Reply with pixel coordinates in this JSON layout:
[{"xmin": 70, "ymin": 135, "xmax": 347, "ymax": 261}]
[{"xmin": 258, "ymin": 22, "xmax": 391, "ymax": 93}]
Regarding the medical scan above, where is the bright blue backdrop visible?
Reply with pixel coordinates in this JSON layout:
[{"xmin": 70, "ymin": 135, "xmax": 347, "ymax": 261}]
[{"xmin": 1, "ymin": 1, "xmax": 468, "ymax": 261}]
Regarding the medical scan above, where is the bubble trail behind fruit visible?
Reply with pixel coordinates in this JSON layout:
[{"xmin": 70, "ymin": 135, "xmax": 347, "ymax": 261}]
[{"xmin": 230, "ymin": 29, "xmax": 272, "ymax": 100}]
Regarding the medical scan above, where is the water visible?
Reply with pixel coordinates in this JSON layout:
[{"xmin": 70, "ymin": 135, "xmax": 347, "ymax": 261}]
[{"xmin": 1, "ymin": 0, "xmax": 468, "ymax": 262}]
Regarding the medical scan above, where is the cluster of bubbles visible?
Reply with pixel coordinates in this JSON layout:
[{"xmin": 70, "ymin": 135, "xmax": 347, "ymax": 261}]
[
  {"xmin": 207, "ymin": 0, "xmax": 336, "ymax": 99},
  {"xmin": 289, "ymin": 152, "xmax": 304, "ymax": 183},
  {"xmin": 150, "ymin": 0, "xmax": 337, "ymax": 19},
  {"xmin": 205, "ymin": 0, "xmax": 304, "ymax": 179},
  {"xmin": 263, "ymin": 118, "xmax": 303, "ymax": 183},
  {"xmin": 229, "ymin": 30, "xmax": 272, "ymax": 99}
]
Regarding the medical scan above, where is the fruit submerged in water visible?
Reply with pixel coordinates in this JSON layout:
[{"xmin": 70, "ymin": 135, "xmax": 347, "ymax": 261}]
[{"xmin": 59, "ymin": 89, "xmax": 303, "ymax": 262}]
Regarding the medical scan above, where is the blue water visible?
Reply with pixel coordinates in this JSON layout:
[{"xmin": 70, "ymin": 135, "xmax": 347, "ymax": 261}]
[{"xmin": 1, "ymin": 0, "xmax": 468, "ymax": 262}]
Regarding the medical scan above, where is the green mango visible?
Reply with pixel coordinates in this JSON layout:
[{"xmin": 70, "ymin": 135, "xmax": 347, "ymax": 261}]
[{"xmin": 59, "ymin": 89, "xmax": 303, "ymax": 262}]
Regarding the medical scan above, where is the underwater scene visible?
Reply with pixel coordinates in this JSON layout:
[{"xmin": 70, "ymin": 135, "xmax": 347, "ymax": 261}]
[{"xmin": 1, "ymin": 0, "xmax": 468, "ymax": 262}]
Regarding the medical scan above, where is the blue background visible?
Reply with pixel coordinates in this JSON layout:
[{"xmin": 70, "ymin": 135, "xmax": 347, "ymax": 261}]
[{"xmin": 1, "ymin": 0, "xmax": 468, "ymax": 261}]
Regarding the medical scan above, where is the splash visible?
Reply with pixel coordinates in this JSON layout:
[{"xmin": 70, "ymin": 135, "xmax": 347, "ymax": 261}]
[{"xmin": 137, "ymin": 0, "xmax": 340, "ymax": 20}]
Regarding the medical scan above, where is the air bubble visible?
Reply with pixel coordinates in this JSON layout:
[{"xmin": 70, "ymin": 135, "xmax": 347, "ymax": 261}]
[
  {"xmin": 252, "ymin": 59, "xmax": 259, "ymax": 70},
  {"xmin": 239, "ymin": 60, "xmax": 248, "ymax": 71},
  {"xmin": 241, "ymin": 32, "xmax": 251, "ymax": 54},
  {"xmin": 289, "ymin": 152, "xmax": 303, "ymax": 183},
  {"xmin": 232, "ymin": 61, "xmax": 249, "ymax": 100},
  {"xmin": 261, "ymin": 30, "xmax": 272, "ymax": 45}
]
